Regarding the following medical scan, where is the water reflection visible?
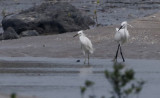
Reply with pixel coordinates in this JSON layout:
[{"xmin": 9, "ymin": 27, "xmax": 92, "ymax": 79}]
[
  {"xmin": 79, "ymin": 67, "xmax": 93, "ymax": 78},
  {"xmin": 0, "ymin": 59, "xmax": 159, "ymax": 98}
]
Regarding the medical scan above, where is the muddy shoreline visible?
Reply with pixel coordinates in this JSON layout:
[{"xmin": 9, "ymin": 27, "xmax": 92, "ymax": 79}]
[
  {"xmin": 0, "ymin": 13, "xmax": 160, "ymax": 59},
  {"xmin": 0, "ymin": 0, "xmax": 159, "ymax": 59}
]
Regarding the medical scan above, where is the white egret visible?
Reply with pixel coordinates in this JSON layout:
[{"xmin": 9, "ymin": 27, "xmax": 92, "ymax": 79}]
[
  {"xmin": 73, "ymin": 30, "xmax": 94, "ymax": 65},
  {"xmin": 114, "ymin": 21, "xmax": 132, "ymax": 62}
]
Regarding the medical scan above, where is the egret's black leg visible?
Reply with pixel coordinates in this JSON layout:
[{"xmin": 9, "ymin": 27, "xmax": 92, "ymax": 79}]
[
  {"xmin": 114, "ymin": 44, "xmax": 120, "ymax": 61},
  {"xmin": 84, "ymin": 55, "xmax": 86, "ymax": 64},
  {"xmin": 119, "ymin": 45, "xmax": 125, "ymax": 62},
  {"xmin": 88, "ymin": 53, "xmax": 90, "ymax": 66}
]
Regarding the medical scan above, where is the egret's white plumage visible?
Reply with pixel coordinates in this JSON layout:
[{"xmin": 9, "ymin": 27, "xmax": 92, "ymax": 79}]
[
  {"xmin": 74, "ymin": 30, "xmax": 94, "ymax": 65},
  {"xmin": 114, "ymin": 21, "xmax": 130, "ymax": 44},
  {"xmin": 114, "ymin": 21, "xmax": 132, "ymax": 62}
]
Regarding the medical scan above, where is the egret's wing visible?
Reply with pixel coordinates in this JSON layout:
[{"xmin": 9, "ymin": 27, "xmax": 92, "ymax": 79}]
[
  {"xmin": 124, "ymin": 30, "xmax": 130, "ymax": 38},
  {"xmin": 83, "ymin": 38, "xmax": 93, "ymax": 50},
  {"xmin": 123, "ymin": 29, "xmax": 130, "ymax": 43},
  {"xmin": 81, "ymin": 44, "xmax": 86, "ymax": 55},
  {"xmin": 119, "ymin": 29, "xmax": 129, "ymax": 44},
  {"xmin": 80, "ymin": 36, "xmax": 94, "ymax": 54}
]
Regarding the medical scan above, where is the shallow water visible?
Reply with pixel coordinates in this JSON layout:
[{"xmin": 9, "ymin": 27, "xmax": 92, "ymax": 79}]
[
  {"xmin": 71, "ymin": 0, "xmax": 160, "ymax": 25},
  {"xmin": 0, "ymin": 57, "xmax": 160, "ymax": 98}
]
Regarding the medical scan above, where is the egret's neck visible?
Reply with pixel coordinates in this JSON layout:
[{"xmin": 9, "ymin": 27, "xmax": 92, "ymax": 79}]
[{"xmin": 80, "ymin": 34, "xmax": 85, "ymax": 37}]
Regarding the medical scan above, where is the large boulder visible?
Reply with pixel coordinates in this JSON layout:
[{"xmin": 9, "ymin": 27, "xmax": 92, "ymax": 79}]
[{"xmin": 2, "ymin": 2, "xmax": 95, "ymax": 35}]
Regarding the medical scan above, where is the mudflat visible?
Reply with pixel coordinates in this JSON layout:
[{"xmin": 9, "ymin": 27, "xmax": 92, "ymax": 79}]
[{"xmin": 0, "ymin": 13, "xmax": 160, "ymax": 60}]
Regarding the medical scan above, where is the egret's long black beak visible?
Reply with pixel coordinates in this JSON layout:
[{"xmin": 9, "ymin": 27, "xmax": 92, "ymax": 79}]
[
  {"xmin": 73, "ymin": 34, "xmax": 78, "ymax": 37},
  {"xmin": 118, "ymin": 26, "xmax": 123, "ymax": 31}
]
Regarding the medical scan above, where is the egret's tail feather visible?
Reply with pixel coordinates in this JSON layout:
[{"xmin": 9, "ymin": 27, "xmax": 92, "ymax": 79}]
[{"xmin": 89, "ymin": 47, "xmax": 95, "ymax": 54}]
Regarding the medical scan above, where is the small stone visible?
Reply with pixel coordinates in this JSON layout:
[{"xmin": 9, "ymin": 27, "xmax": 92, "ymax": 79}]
[
  {"xmin": 20, "ymin": 30, "xmax": 39, "ymax": 37},
  {"xmin": 76, "ymin": 60, "xmax": 80, "ymax": 62}
]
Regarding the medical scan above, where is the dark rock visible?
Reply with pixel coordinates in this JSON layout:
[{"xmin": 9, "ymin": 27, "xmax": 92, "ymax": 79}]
[
  {"xmin": 2, "ymin": 2, "xmax": 95, "ymax": 35},
  {"xmin": 0, "ymin": 27, "xmax": 19, "ymax": 40},
  {"xmin": 20, "ymin": 30, "xmax": 39, "ymax": 37}
]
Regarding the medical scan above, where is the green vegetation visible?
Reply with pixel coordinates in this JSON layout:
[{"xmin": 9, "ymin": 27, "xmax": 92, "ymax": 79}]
[
  {"xmin": 1, "ymin": 9, "xmax": 6, "ymax": 18},
  {"xmin": 81, "ymin": 63, "xmax": 145, "ymax": 98},
  {"xmin": 105, "ymin": 63, "xmax": 145, "ymax": 98},
  {"xmin": 11, "ymin": 93, "xmax": 16, "ymax": 98},
  {"xmin": 94, "ymin": 0, "xmax": 100, "ymax": 26},
  {"xmin": 80, "ymin": 80, "xmax": 95, "ymax": 98}
]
